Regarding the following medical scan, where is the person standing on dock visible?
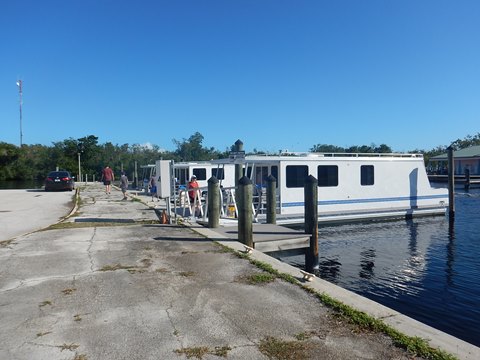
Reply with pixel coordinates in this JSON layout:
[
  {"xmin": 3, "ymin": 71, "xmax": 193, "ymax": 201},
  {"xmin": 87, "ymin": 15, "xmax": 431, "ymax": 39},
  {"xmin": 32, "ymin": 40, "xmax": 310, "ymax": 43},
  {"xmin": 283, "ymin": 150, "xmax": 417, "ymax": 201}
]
[
  {"xmin": 120, "ymin": 171, "xmax": 129, "ymax": 200},
  {"xmin": 101, "ymin": 165, "xmax": 115, "ymax": 194},
  {"xmin": 149, "ymin": 176, "xmax": 159, "ymax": 201},
  {"xmin": 188, "ymin": 175, "xmax": 200, "ymax": 216}
]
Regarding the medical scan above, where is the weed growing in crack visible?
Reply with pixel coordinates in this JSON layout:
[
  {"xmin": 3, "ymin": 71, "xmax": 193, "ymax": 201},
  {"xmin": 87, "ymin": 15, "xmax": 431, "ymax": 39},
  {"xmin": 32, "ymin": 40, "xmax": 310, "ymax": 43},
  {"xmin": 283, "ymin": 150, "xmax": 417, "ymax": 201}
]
[
  {"xmin": 61, "ymin": 288, "xmax": 77, "ymax": 295},
  {"xmin": 58, "ymin": 343, "xmax": 79, "ymax": 352},
  {"xmin": 236, "ymin": 273, "xmax": 276, "ymax": 285},
  {"xmin": 36, "ymin": 331, "xmax": 52, "ymax": 337},
  {"xmin": 179, "ymin": 271, "xmax": 195, "ymax": 277},
  {"xmin": 39, "ymin": 300, "xmax": 52, "ymax": 307}
]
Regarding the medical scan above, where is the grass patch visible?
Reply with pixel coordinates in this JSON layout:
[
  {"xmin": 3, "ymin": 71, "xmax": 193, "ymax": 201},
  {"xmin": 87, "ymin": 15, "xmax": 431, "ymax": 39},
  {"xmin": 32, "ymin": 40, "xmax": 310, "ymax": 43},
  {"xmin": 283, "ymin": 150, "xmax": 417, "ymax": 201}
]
[
  {"xmin": 0, "ymin": 239, "xmax": 14, "ymax": 248},
  {"xmin": 39, "ymin": 300, "xmax": 52, "ymax": 307},
  {"xmin": 174, "ymin": 346, "xmax": 231, "ymax": 359},
  {"xmin": 174, "ymin": 347, "xmax": 209, "ymax": 359},
  {"xmin": 58, "ymin": 343, "xmax": 80, "ymax": 352},
  {"xmin": 179, "ymin": 271, "xmax": 195, "ymax": 277},
  {"xmin": 61, "ymin": 288, "xmax": 77, "ymax": 295},
  {"xmin": 212, "ymin": 346, "xmax": 231, "ymax": 357},
  {"xmin": 73, "ymin": 314, "xmax": 82, "ymax": 322},
  {"xmin": 155, "ymin": 267, "xmax": 169, "ymax": 273},
  {"xmin": 98, "ymin": 264, "xmax": 136, "ymax": 272},
  {"xmin": 236, "ymin": 273, "xmax": 276, "ymax": 285},
  {"xmin": 258, "ymin": 336, "xmax": 310, "ymax": 360},
  {"xmin": 45, "ymin": 219, "xmax": 160, "ymax": 230},
  {"xmin": 294, "ymin": 332, "xmax": 313, "ymax": 341},
  {"xmin": 73, "ymin": 355, "xmax": 88, "ymax": 360}
]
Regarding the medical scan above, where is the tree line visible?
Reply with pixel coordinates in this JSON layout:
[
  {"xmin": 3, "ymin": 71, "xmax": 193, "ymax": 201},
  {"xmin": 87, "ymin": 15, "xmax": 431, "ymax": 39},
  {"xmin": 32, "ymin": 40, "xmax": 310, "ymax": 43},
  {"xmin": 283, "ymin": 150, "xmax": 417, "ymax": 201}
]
[{"xmin": 1, "ymin": 132, "xmax": 479, "ymax": 182}]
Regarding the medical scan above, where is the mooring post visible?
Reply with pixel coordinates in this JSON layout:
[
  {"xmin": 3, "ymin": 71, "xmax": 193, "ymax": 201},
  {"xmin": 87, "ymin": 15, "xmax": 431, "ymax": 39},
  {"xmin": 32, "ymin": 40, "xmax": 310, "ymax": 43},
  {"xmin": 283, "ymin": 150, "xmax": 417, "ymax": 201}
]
[
  {"xmin": 238, "ymin": 176, "xmax": 253, "ymax": 248},
  {"xmin": 465, "ymin": 168, "xmax": 470, "ymax": 191},
  {"xmin": 304, "ymin": 175, "xmax": 319, "ymax": 272},
  {"xmin": 234, "ymin": 139, "xmax": 244, "ymax": 187},
  {"xmin": 447, "ymin": 146, "xmax": 455, "ymax": 219},
  {"xmin": 266, "ymin": 175, "xmax": 277, "ymax": 224},
  {"xmin": 207, "ymin": 176, "xmax": 220, "ymax": 228}
]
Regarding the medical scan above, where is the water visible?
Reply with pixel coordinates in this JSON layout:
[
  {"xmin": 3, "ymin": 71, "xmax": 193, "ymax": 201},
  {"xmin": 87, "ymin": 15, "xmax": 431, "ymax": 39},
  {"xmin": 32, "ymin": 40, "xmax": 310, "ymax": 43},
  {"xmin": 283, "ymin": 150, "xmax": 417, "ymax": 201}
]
[{"xmin": 281, "ymin": 188, "xmax": 480, "ymax": 347}]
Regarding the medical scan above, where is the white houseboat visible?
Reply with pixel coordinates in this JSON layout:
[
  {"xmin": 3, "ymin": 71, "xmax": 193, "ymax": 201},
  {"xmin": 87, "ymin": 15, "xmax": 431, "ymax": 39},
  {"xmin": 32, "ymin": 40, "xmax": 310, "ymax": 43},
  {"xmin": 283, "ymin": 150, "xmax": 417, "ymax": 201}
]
[{"xmin": 211, "ymin": 152, "xmax": 449, "ymax": 224}]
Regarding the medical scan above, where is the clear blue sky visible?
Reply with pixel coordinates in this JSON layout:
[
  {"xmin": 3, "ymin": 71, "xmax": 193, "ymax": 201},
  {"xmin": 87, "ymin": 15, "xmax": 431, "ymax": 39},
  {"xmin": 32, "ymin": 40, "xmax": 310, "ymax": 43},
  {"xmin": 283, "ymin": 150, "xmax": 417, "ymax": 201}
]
[{"xmin": 1, "ymin": 0, "xmax": 479, "ymax": 153}]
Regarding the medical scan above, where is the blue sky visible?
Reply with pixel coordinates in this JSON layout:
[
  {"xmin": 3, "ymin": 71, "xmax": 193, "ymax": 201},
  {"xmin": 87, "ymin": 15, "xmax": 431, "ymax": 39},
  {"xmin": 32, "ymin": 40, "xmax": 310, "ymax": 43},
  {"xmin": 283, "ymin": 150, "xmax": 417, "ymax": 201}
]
[{"xmin": 1, "ymin": 1, "xmax": 479, "ymax": 153}]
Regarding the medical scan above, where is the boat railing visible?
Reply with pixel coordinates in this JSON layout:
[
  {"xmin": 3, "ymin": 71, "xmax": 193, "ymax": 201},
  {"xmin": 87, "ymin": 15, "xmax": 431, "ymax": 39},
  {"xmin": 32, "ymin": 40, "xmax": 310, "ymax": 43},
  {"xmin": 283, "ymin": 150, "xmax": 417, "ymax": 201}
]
[
  {"xmin": 280, "ymin": 152, "xmax": 424, "ymax": 158},
  {"xmin": 175, "ymin": 184, "xmax": 277, "ymax": 221}
]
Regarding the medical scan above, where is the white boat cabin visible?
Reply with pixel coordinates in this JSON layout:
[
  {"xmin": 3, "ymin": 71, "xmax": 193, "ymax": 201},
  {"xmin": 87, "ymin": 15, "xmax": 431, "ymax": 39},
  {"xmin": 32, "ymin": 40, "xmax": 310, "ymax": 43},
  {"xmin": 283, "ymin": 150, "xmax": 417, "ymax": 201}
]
[{"xmin": 212, "ymin": 152, "xmax": 449, "ymax": 224}]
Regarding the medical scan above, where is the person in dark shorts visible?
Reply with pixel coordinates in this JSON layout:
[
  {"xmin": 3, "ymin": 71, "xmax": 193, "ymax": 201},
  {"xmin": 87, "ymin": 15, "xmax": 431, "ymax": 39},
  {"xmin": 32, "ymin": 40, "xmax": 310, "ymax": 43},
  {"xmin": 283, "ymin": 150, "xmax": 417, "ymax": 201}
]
[
  {"xmin": 101, "ymin": 166, "xmax": 114, "ymax": 194},
  {"xmin": 149, "ymin": 176, "xmax": 158, "ymax": 201}
]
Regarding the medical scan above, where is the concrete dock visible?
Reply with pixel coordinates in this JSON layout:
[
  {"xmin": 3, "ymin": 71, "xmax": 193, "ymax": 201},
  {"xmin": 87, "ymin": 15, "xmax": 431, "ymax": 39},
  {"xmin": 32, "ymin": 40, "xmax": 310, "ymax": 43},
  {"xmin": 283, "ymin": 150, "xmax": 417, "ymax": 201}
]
[{"xmin": 0, "ymin": 183, "xmax": 478, "ymax": 360}]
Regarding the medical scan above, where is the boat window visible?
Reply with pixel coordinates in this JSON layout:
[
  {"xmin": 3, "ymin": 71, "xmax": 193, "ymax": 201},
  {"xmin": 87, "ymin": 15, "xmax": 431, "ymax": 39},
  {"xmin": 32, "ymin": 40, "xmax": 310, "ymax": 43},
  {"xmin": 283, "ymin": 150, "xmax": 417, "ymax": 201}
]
[
  {"xmin": 317, "ymin": 165, "xmax": 338, "ymax": 187},
  {"xmin": 361, "ymin": 165, "xmax": 374, "ymax": 186},
  {"xmin": 243, "ymin": 165, "xmax": 253, "ymax": 178},
  {"xmin": 175, "ymin": 168, "xmax": 189, "ymax": 185},
  {"xmin": 286, "ymin": 165, "xmax": 308, "ymax": 188},
  {"xmin": 255, "ymin": 166, "xmax": 269, "ymax": 187},
  {"xmin": 211, "ymin": 168, "xmax": 225, "ymax": 180},
  {"xmin": 193, "ymin": 168, "xmax": 207, "ymax": 180}
]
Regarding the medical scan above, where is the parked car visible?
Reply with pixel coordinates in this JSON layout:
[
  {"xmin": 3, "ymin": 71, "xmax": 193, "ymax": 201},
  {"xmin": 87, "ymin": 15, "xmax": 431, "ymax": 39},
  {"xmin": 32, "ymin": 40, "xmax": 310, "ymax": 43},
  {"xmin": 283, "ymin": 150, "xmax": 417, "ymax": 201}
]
[{"xmin": 44, "ymin": 171, "xmax": 75, "ymax": 191}]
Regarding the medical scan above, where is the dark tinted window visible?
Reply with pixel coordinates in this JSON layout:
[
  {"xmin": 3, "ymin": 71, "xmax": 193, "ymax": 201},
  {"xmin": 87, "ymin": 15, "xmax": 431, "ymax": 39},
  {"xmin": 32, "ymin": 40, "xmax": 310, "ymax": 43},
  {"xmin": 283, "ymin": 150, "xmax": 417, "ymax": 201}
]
[
  {"xmin": 317, "ymin": 166, "xmax": 338, "ymax": 187},
  {"xmin": 361, "ymin": 165, "xmax": 374, "ymax": 186},
  {"xmin": 286, "ymin": 165, "xmax": 308, "ymax": 188},
  {"xmin": 193, "ymin": 168, "xmax": 207, "ymax": 180},
  {"xmin": 211, "ymin": 168, "xmax": 225, "ymax": 180},
  {"xmin": 48, "ymin": 171, "xmax": 70, "ymax": 178}
]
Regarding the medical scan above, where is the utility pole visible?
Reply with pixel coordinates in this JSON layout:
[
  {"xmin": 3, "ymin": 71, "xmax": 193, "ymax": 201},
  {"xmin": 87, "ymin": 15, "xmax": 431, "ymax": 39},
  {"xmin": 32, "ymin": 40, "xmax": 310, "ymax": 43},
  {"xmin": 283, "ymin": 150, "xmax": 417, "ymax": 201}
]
[{"xmin": 16, "ymin": 80, "xmax": 23, "ymax": 147}]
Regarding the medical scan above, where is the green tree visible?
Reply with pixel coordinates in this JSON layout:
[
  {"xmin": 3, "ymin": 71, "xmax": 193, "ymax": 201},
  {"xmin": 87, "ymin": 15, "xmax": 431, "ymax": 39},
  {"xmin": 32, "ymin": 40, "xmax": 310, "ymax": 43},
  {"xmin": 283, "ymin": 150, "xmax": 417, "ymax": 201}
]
[
  {"xmin": 172, "ymin": 132, "xmax": 222, "ymax": 161},
  {"xmin": 310, "ymin": 144, "xmax": 346, "ymax": 153}
]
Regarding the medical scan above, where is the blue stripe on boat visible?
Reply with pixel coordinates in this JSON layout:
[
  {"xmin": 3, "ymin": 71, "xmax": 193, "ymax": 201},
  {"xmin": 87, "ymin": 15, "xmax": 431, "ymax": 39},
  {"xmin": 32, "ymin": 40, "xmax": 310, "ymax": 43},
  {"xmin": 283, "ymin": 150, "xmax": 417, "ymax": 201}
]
[{"xmin": 282, "ymin": 194, "xmax": 448, "ymax": 208}]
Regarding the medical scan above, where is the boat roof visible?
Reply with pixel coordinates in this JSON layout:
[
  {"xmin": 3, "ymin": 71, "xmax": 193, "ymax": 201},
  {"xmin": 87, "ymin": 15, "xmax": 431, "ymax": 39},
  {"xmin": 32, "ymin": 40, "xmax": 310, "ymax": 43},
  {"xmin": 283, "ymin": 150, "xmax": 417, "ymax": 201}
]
[{"xmin": 211, "ymin": 152, "xmax": 423, "ymax": 164}]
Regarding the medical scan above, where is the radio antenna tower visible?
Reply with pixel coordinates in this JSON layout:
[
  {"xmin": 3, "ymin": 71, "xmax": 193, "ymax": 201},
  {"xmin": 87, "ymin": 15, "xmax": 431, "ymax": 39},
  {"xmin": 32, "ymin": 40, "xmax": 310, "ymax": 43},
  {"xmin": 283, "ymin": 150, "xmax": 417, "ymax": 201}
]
[{"xmin": 16, "ymin": 79, "xmax": 23, "ymax": 147}]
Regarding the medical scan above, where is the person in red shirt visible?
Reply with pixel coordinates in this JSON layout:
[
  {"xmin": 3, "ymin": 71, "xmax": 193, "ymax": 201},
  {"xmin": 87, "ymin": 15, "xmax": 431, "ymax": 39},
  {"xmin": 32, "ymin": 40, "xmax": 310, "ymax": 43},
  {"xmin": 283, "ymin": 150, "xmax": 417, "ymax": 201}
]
[
  {"xmin": 187, "ymin": 175, "xmax": 199, "ymax": 204},
  {"xmin": 101, "ymin": 166, "xmax": 115, "ymax": 194}
]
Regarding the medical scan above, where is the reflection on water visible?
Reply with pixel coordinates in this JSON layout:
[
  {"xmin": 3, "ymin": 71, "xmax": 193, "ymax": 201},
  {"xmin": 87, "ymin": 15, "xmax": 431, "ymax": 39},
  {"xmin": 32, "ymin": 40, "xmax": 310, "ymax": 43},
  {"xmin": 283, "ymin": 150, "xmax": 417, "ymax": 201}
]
[{"xmin": 281, "ymin": 189, "xmax": 480, "ymax": 347}]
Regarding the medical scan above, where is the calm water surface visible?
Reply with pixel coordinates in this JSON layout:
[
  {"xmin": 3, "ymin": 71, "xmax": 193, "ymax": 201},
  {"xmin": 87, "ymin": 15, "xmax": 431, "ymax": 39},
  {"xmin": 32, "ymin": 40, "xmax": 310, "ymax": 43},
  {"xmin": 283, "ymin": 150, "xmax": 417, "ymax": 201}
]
[{"xmin": 282, "ymin": 188, "xmax": 480, "ymax": 347}]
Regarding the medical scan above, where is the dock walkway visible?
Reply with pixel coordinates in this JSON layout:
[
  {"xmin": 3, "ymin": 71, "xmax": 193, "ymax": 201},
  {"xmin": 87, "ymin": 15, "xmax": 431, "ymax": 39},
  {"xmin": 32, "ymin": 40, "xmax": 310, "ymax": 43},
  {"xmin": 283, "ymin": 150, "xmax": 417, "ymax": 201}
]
[{"xmin": 1, "ymin": 183, "xmax": 478, "ymax": 359}]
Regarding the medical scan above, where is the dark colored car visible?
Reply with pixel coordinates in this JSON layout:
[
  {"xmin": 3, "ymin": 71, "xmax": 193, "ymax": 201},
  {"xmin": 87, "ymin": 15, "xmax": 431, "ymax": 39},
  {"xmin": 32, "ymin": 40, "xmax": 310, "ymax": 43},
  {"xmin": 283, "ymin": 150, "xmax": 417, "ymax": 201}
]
[{"xmin": 45, "ymin": 171, "xmax": 75, "ymax": 191}]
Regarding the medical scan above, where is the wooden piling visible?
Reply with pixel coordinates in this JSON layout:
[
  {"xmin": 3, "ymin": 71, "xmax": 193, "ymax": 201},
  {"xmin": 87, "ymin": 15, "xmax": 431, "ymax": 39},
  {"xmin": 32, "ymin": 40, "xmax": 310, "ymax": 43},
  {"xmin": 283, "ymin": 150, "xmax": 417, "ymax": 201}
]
[
  {"xmin": 266, "ymin": 175, "xmax": 277, "ymax": 224},
  {"xmin": 304, "ymin": 175, "xmax": 319, "ymax": 272},
  {"xmin": 234, "ymin": 139, "xmax": 244, "ymax": 188},
  {"xmin": 447, "ymin": 146, "xmax": 455, "ymax": 219},
  {"xmin": 465, "ymin": 168, "xmax": 470, "ymax": 190},
  {"xmin": 238, "ymin": 176, "xmax": 253, "ymax": 248},
  {"xmin": 207, "ymin": 176, "xmax": 220, "ymax": 228}
]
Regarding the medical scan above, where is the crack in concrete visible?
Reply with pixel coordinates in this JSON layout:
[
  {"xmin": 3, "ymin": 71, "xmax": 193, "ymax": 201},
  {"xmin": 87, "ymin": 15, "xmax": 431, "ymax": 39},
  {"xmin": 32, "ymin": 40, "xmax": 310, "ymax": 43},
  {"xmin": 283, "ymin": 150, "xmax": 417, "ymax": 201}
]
[
  {"xmin": 0, "ymin": 272, "xmax": 93, "ymax": 293},
  {"xmin": 166, "ymin": 306, "xmax": 183, "ymax": 348},
  {"xmin": 86, "ymin": 227, "xmax": 97, "ymax": 272}
]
